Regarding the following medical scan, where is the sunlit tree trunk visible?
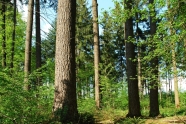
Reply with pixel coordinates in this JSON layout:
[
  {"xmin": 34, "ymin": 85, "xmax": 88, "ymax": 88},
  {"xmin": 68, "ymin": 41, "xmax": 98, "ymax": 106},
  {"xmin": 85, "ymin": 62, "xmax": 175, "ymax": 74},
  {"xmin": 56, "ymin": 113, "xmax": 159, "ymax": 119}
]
[
  {"xmin": 24, "ymin": 0, "xmax": 34, "ymax": 90},
  {"xmin": 53, "ymin": 0, "xmax": 78, "ymax": 123},
  {"xmin": 92, "ymin": 0, "xmax": 100, "ymax": 109},
  {"xmin": 167, "ymin": 0, "xmax": 180, "ymax": 109},
  {"xmin": 171, "ymin": 35, "xmax": 180, "ymax": 109},
  {"xmin": 138, "ymin": 46, "xmax": 144, "ymax": 98}
]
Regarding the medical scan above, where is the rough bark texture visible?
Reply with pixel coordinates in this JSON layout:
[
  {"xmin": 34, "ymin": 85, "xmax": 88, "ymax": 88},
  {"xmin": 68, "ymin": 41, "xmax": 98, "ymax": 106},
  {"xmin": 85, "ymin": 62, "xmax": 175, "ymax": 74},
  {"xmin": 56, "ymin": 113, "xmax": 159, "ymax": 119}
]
[
  {"xmin": 35, "ymin": 0, "xmax": 42, "ymax": 86},
  {"xmin": 125, "ymin": 0, "xmax": 141, "ymax": 117},
  {"xmin": 92, "ymin": 0, "xmax": 100, "ymax": 109},
  {"xmin": 53, "ymin": 0, "xmax": 78, "ymax": 123},
  {"xmin": 24, "ymin": 0, "xmax": 34, "ymax": 90},
  {"xmin": 149, "ymin": 0, "xmax": 160, "ymax": 117}
]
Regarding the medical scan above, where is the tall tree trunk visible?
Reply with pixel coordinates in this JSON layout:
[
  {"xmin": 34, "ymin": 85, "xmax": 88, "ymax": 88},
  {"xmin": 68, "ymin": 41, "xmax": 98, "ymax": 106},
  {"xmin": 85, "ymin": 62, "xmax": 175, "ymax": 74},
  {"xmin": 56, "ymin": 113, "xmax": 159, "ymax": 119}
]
[
  {"xmin": 158, "ymin": 67, "xmax": 162, "ymax": 101},
  {"xmin": 138, "ymin": 46, "xmax": 144, "ymax": 98},
  {"xmin": 125, "ymin": 0, "xmax": 141, "ymax": 117},
  {"xmin": 10, "ymin": 0, "xmax": 17, "ymax": 69},
  {"xmin": 166, "ymin": 0, "xmax": 180, "ymax": 109},
  {"xmin": 171, "ymin": 34, "xmax": 180, "ymax": 108},
  {"xmin": 35, "ymin": 0, "xmax": 42, "ymax": 86},
  {"xmin": 149, "ymin": 0, "xmax": 160, "ymax": 117},
  {"xmin": 92, "ymin": 0, "xmax": 100, "ymax": 109},
  {"xmin": 135, "ymin": 0, "xmax": 142, "ymax": 99},
  {"xmin": 1, "ymin": 0, "xmax": 6, "ymax": 68},
  {"xmin": 53, "ymin": 0, "xmax": 78, "ymax": 123},
  {"xmin": 76, "ymin": 45, "xmax": 82, "ymax": 99},
  {"xmin": 24, "ymin": 0, "xmax": 34, "ymax": 90}
]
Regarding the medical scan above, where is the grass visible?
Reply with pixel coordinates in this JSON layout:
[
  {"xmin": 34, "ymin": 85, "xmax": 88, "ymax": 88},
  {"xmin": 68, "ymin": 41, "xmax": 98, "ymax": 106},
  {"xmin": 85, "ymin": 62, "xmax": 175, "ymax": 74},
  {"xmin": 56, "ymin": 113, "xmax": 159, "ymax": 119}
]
[{"xmin": 76, "ymin": 94, "xmax": 186, "ymax": 124}]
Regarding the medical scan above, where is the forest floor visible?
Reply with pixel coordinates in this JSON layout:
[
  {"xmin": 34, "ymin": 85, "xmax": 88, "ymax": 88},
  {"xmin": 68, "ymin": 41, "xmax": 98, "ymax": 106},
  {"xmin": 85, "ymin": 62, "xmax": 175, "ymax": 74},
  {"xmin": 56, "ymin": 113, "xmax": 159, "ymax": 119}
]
[
  {"xmin": 96, "ymin": 115, "xmax": 186, "ymax": 124},
  {"xmin": 94, "ymin": 109, "xmax": 186, "ymax": 124},
  {"xmin": 144, "ymin": 116, "xmax": 186, "ymax": 124}
]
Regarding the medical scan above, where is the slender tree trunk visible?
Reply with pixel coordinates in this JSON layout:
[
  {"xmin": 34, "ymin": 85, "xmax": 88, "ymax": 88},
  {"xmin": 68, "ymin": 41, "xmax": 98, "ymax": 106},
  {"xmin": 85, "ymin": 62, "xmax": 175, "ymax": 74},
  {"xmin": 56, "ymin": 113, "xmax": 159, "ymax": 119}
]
[
  {"xmin": 125, "ymin": 0, "xmax": 141, "ymax": 117},
  {"xmin": 135, "ymin": 0, "xmax": 143, "ymax": 99},
  {"xmin": 158, "ymin": 68, "xmax": 162, "ymax": 102},
  {"xmin": 10, "ymin": 0, "xmax": 17, "ymax": 69},
  {"xmin": 171, "ymin": 37, "xmax": 180, "ymax": 108},
  {"xmin": 184, "ymin": 38, "xmax": 186, "ymax": 66},
  {"xmin": 167, "ymin": 0, "xmax": 180, "ymax": 109},
  {"xmin": 76, "ymin": 47, "xmax": 82, "ymax": 99},
  {"xmin": 24, "ymin": 0, "xmax": 34, "ymax": 90},
  {"xmin": 166, "ymin": 70, "xmax": 168, "ymax": 96},
  {"xmin": 137, "ymin": 44, "xmax": 143, "ymax": 97},
  {"xmin": 1, "ymin": 0, "xmax": 6, "ymax": 68},
  {"xmin": 53, "ymin": 0, "xmax": 78, "ymax": 123},
  {"xmin": 149, "ymin": 0, "xmax": 160, "ymax": 117},
  {"xmin": 92, "ymin": 0, "xmax": 100, "ymax": 109},
  {"xmin": 35, "ymin": 0, "xmax": 42, "ymax": 86},
  {"xmin": 166, "ymin": 0, "xmax": 180, "ymax": 109}
]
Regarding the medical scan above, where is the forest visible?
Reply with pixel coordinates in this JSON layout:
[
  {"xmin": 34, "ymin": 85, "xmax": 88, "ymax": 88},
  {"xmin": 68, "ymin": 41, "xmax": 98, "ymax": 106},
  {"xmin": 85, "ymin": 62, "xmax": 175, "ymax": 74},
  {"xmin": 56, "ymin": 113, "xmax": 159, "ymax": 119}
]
[{"xmin": 1, "ymin": 0, "xmax": 186, "ymax": 123}]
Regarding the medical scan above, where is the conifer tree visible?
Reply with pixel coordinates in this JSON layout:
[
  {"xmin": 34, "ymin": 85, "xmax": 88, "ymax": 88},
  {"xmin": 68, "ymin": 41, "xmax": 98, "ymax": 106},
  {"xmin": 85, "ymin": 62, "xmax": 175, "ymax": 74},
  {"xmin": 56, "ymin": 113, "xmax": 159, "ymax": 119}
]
[
  {"xmin": 99, "ymin": 10, "xmax": 125, "ymax": 107},
  {"xmin": 149, "ymin": 0, "xmax": 160, "ymax": 117},
  {"xmin": 167, "ymin": 0, "xmax": 180, "ymax": 109},
  {"xmin": 35, "ymin": 0, "xmax": 42, "ymax": 86},
  {"xmin": 92, "ymin": 0, "xmax": 100, "ymax": 108},
  {"xmin": 24, "ymin": 0, "xmax": 34, "ymax": 90},
  {"xmin": 42, "ymin": 0, "xmax": 94, "ymax": 98},
  {"xmin": 124, "ymin": 0, "xmax": 141, "ymax": 117},
  {"xmin": 53, "ymin": 0, "xmax": 78, "ymax": 122},
  {"xmin": 76, "ymin": 0, "xmax": 94, "ymax": 98}
]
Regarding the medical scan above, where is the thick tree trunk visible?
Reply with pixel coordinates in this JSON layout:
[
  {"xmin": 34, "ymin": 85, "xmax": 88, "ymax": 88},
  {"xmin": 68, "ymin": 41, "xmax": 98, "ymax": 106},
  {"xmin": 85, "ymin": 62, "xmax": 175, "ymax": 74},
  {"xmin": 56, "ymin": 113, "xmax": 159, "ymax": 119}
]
[
  {"xmin": 125, "ymin": 0, "xmax": 141, "ymax": 117},
  {"xmin": 92, "ymin": 0, "xmax": 100, "ymax": 109},
  {"xmin": 11, "ymin": 0, "xmax": 17, "ymax": 69},
  {"xmin": 149, "ymin": 0, "xmax": 160, "ymax": 117},
  {"xmin": 35, "ymin": 0, "xmax": 42, "ymax": 86},
  {"xmin": 53, "ymin": 0, "xmax": 78, "ymax": 123},
  {"xmin": 24, "ymin": 0, "xmax": 34, "ymax": 90}
]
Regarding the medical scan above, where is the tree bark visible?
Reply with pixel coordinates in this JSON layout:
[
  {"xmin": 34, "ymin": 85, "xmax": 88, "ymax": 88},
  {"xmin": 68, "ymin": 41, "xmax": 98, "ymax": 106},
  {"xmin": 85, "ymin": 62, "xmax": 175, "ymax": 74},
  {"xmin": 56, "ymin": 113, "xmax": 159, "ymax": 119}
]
[
  {"xmin": 35, "ymin": 0, "xmax": 42, "ymax": 86},
  {"xmin": 125, "ymin": 0, "xmax": 141, "ymax": 117},
  {"xmin": 53, "ymin": 0, "xmax": 78, "ymax": 123},
  {"xmin": 138, "ymin": 46, "xmax": 144, "ymax": 98},
  {"xmin": 166, "ymin": 0, "xmax": 180, "ymax": 109},
  {"xmin": 171, "ymin": 31, "xmax": 180, "ymax": 109},
  {"xmin": 149, "ymin": 0, "xmax": 160, "ymax": 117},
  {"xmin": 24, "ymin": 0, "xmax": 34, "ymax": 90},
  {"xmin": 92, "ymin": 0, "xmax": 100, "ymax": 109}
]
